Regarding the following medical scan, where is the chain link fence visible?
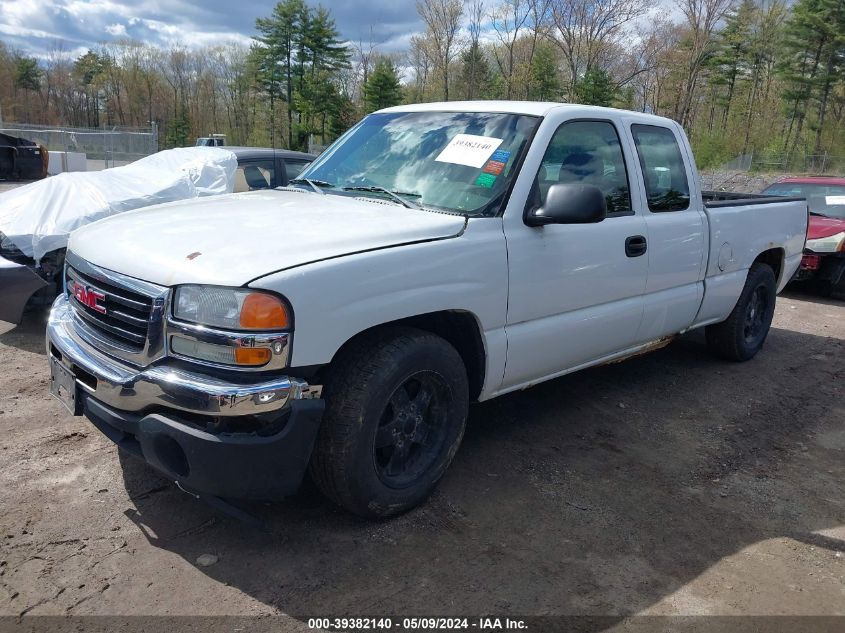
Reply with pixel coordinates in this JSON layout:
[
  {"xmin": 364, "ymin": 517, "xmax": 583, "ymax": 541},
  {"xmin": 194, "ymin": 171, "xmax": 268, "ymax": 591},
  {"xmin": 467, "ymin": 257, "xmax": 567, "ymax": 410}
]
[
  {"xmin": 719, "ymin": 151, "xmax": 845, "ymax": 174},
  {"xmin": 0, "ymin": 122, "xmax": 158, "ymax": 171}
]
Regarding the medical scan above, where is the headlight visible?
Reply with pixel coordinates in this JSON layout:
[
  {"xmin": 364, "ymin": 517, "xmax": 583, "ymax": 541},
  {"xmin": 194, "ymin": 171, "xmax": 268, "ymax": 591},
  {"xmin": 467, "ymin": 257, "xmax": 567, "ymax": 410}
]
[
  {"xmin": 805, "ymin": 231, "xmax": 845, "ymax": 253},
  {"xmin": 173, "ymin": 285, "xmax": 290, "ymax": 330}
]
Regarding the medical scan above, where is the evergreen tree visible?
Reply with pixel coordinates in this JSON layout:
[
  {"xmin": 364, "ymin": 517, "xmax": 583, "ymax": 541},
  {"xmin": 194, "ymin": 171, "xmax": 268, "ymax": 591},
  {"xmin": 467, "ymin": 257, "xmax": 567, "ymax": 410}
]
[
  {"xmin": 165, "ymin": 104, "xmax": 191, "ymax": 147},
  {"xmin": 778, "ymin": 0, "xmax": 845, "ymax": 156},
  {"xmin": 709, "ymin": 0, "xmax": 755, "ymax": 126},
  {"xmin": 574, "ymin": 69, "xmax": 616, "ymax": 106},
  {"xmin": 459, "ymin": 41, "xmax": 491, "ymax": 99},
  {"xmin": 255, "ymin": 0, "xmax": 349, "ymax": 149},
  {"xmin": 13, "ymin": 56, "xmax": 41, "ymax": 91},
  {"xmin": 529, "ymin": 44, "xmax": 561, "ymax": 101},
  {"xmin": 13, "ymin": 56, "xmax": 41, "ymax": 122},
  {"xmin": 255, "ymin": 0, "xmax": 307, "ymax": 148},
  {"xmin": 363, "ymin": 60, "xmax": 403, "ymax": 112}
]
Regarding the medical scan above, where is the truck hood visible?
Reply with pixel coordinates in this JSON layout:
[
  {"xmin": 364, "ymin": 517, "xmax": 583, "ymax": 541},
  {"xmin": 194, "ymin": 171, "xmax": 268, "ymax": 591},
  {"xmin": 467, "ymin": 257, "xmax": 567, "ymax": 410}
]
[
  {"xmin": 68, "ymin": 189, "xmax": 467, "ymax": 287},
  {"xmin": 808, "ymin": 215, "xmax": 845, "ymax": 239}
]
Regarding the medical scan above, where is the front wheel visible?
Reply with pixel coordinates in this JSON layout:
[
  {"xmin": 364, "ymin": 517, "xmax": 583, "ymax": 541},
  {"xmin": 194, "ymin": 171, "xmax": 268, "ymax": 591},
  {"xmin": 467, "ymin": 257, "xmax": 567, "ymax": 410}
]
[
  {"xmin": 706, "ymin": 262, "xmax": 777, "ymax": 361},
  {"xmin": 309, "ymin": 326, "xmax": 469, "ymax": 518}
]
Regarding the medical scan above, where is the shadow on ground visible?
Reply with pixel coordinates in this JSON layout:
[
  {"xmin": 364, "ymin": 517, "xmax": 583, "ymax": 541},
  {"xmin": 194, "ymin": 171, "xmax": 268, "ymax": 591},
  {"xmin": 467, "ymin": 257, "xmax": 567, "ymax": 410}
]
[
  {"xmin": 103, "ymin": 325, "xmax": 844, "ymax": 623},
  {"xmin": 0, "ymin": 305, "xmax": 50, "ymax": 355}
]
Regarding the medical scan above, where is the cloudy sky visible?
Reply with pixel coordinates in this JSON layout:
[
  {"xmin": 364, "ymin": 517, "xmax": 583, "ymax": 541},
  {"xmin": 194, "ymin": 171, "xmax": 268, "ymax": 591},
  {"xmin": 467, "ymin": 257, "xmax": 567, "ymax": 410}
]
[{"xmin": 0, "ymin": 0, "xmax": 424, "ymax": 58}]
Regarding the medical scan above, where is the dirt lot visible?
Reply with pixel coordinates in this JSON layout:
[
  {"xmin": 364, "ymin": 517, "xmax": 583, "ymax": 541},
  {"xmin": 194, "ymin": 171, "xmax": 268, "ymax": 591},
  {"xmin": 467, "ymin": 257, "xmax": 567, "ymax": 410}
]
[
  {"xmin": 1, "ymin": 171, "xmax": 844, "ymax": 629},
  {"xmin": 0, "ymin": 286, "xmax": 842, "ymax": 626}
]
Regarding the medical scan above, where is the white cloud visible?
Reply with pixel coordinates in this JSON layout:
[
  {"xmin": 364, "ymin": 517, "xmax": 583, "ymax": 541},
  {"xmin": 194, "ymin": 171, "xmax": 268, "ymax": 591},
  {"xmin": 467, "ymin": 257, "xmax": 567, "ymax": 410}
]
[{"xmin": 104, "ymin": 23, "xmax": 127, "ymax": 36}]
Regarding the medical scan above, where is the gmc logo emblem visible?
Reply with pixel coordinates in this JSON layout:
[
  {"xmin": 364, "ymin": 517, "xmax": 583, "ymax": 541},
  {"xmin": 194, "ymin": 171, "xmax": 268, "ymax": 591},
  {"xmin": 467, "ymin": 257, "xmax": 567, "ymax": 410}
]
[{"xmin": 72, "ymin": 282, "xmax": 106, "ymax": 314}]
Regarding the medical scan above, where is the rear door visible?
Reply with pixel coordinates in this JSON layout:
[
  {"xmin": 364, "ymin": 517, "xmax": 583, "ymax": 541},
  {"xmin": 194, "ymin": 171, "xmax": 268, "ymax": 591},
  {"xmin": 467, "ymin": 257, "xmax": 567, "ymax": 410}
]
[{"xmin": 629, "ymin": 122, "xmax": 707, "ymax": 341}]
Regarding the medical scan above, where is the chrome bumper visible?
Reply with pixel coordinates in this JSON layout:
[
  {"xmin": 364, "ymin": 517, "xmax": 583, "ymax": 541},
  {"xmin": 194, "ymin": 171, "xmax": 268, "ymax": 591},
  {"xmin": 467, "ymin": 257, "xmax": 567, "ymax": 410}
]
[{"xmin": 47, "ymin": 295, "xmax": 317, "ymax": 417}]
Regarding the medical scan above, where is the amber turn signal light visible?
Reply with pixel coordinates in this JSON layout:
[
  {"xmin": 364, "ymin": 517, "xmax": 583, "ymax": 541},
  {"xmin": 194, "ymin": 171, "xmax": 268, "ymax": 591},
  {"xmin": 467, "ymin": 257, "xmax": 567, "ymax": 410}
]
[
  {"xmin": 234, "ymin": 347, "xmax": 272, "ymax": 366},
  {"xmin": 239, "ymin": 293, "xmax": 289, "ymax": 329}
]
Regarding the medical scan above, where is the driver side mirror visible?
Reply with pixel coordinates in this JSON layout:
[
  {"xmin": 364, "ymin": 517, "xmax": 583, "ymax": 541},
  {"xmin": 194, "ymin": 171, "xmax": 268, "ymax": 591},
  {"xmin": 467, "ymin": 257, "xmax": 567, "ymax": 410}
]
[{"xmin": 525, "ymin": 183, "xmax": 607, "ymax": 227}]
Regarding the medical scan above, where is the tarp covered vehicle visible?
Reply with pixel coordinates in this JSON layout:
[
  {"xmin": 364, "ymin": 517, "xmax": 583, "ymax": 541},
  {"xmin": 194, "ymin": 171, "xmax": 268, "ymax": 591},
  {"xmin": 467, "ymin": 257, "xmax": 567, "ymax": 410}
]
[{"xmin": 0, "ymin": 147, "xmax": 237, "ymax": 324}]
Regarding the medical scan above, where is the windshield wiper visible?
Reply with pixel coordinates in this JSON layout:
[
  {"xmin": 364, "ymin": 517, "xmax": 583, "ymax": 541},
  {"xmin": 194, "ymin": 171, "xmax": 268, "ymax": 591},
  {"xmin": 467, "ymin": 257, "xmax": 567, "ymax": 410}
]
[
  {"xmin": 342, "ymin": 186, "xmax": 421, "ymax": 210},
  {"xmin": 289, "ymin": 178, "xmax": 334, "ymax": 194}
]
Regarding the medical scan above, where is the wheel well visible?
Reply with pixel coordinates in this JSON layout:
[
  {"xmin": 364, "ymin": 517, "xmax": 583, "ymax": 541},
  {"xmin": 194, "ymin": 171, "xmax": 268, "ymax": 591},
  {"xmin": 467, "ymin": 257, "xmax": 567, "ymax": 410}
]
[
  {"xmin": 753, "ymin": 248, "xmax": 784, "ymax": 285},
  {"xmin": 327, "ymin": 311, "xmax": 487, "ymax": 401}
]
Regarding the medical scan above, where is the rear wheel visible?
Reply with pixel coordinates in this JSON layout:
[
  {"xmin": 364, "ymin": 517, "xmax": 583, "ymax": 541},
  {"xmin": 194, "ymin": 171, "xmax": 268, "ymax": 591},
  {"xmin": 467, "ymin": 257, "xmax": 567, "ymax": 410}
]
[
  {"xmin": 309, "ymin": 326, "xmax": 469, "ymax": 518},
  {"xmin": 706, "ymin": 262, "xmax": 777, "ymax": 361}
]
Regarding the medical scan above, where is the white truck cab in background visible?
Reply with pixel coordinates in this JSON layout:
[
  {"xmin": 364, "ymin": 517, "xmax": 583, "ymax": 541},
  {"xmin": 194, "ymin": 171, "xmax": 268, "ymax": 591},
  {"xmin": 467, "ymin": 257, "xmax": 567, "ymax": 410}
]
[{"xmin": 46, "ymin": 102, "xmax": 808, "ymax": 518}]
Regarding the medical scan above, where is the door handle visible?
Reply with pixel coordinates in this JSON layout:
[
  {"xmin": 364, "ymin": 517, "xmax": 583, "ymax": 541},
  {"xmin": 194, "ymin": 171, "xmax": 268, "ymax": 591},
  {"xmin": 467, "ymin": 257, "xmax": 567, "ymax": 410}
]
[{"xmin": 625, "ymin": 235, "xmax": 647, "ymax": 257}]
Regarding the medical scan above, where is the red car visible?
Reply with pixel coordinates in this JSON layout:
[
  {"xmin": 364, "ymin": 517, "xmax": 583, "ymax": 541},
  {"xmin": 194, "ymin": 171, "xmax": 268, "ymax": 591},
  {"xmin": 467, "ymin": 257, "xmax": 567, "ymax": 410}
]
[{"xmin": 762, "ymin": 177, "xmax": 845, "ymax": 295}]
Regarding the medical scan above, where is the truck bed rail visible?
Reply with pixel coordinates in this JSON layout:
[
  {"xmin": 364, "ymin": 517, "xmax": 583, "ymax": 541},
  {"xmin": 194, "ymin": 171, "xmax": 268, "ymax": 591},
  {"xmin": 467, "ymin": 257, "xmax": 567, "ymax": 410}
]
[{"xmin": 703, "ymin": 190, "xmax": 807, "ymax": 208}]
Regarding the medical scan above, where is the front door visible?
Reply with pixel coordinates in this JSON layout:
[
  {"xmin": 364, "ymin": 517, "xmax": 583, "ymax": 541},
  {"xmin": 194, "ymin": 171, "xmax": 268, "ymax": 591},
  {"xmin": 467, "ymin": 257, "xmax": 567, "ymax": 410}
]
[{"xmin": 501, "ymin": 118, "xmax": 650, "ymax": 390}]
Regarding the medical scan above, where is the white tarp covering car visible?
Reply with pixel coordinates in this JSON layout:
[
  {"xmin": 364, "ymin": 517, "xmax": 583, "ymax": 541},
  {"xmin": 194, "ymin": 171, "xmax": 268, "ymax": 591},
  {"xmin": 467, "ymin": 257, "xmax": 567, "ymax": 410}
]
[{"xmin": 0, "ymin": 146, "xmax": 237, "ymax": 262}]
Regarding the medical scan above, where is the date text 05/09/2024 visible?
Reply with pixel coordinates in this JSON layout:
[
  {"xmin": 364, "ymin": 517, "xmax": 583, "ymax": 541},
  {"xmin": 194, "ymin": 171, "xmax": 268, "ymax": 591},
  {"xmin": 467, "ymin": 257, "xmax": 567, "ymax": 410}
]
[{"xmin": 306, "ymin": 617, "xmax": 528, "ymax": 631}]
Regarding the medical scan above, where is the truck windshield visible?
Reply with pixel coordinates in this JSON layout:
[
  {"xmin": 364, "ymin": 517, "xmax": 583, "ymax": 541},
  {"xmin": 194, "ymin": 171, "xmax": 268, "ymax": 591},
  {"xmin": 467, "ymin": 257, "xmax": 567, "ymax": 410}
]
[
  {"xmin": 763, "ymin": 182, "xmax": 845, "ymax": 219},
  {"xmin": 297, "ymin": 111, "xmax": 540, "ymax": 217}
]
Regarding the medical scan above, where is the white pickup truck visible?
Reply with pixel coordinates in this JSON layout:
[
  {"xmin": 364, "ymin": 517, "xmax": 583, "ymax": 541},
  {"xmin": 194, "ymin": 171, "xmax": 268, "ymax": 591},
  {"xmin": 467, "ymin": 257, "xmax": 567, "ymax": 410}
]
[{"xmin": 46, "ymin": 102, "xmax": 808, "ymax": 518}]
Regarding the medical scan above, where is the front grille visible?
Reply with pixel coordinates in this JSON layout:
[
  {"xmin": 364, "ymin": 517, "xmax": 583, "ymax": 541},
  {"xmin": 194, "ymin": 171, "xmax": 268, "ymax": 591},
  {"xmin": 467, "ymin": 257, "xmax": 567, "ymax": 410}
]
[{"xmin": 66, "ymin": 266, "xmax": 153, "ymax": 352}]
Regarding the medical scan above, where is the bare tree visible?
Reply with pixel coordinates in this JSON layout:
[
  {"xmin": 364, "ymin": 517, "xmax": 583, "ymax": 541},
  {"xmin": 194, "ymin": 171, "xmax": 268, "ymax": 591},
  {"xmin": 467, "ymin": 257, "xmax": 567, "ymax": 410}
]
[
  {"xmin": 408, "ymin": 35, "xmax": 435, "ymax": 101},
  {"xmin": 525, "ymin": 0, "xmax": 553, "ymax": 84},
  {"xmin": 548, "ymin": 0, "xmax": 654, "ymax": 97},
  {"xmin": 613, "ymin": 16, "xmax": 678, "ymax": 110},
  {"xmin": 463, "ymin": 0, "xmax": 485, "ymax": 97},
  {"xmin": 673, "ymin": 0, "xmax": 734, "ymax": 127},
  {"xmin": 351, "ymin": 27, "xmax": 378, "ymax": 102},
  {"xmin": 416, "ymin": 0, "xmax": 465, "ymax": 100},
  {"xmin": 490, "ymin": 0, "xmax": 532, "ymax": 98}
]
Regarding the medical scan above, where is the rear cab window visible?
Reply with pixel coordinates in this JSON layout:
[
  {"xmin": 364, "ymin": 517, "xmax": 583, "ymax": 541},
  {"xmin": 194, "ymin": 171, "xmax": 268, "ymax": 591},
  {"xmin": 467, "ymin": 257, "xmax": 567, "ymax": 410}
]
[{"xmin": 631, "ymin": 124, "xmax": 690, "ymax": 212}]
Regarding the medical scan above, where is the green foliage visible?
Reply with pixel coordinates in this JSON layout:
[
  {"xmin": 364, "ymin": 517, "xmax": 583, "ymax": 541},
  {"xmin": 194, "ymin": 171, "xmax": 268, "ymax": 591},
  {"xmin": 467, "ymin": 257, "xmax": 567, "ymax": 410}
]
[
  {"xmin": 74, "ymin": 51, "xmax": 108, "ymax": 86},
  {"xmin": 363, "ymin": 60, "xmax": 403, "ymax": 112},
  {"xmin": 253, "ymin": 0, "xmax": 350, "ymax": 149},
  {"xmin": 14, "ymin": 56, "xmax": 41, "ymax": 91},
  {"xmin": 528, "ymin": 44, "xmax": 561, "ymax": 101},
  {"xmin": 165, "ymin": 104, "xmax": 191, "ymax": 148},
  {"xmin": 690, "ymin": 132, "xmax": 735, "ymax": 169},
  {"xmin": 777, "ymin": 0, "xmax": 845, "ymax": 152},
  {"xmin": 459, "ymin": 41, "xmax": 492, "ymax": 100},
  {"xmin": 574, "ymin": 69, "xmax": 616, "ymax": 106}
]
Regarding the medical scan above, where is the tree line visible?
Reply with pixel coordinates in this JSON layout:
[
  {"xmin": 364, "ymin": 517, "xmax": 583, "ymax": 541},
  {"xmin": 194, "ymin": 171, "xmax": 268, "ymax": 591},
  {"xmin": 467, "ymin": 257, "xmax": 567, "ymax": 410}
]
[{"xmin": 1, "ymin": 0, "xmax": 844, "ymax": 169}]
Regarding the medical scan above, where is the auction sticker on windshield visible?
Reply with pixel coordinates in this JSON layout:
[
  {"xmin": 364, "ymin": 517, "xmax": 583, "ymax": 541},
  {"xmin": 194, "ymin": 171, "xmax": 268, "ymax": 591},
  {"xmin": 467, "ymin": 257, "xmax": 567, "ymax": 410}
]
[
  {"xmin": 826, "ymin": 195, "xmax": 845, "ymax": 205},
  {"xmin": 436, "ymin": 134, "xmax": 504, "ymax": 168}
]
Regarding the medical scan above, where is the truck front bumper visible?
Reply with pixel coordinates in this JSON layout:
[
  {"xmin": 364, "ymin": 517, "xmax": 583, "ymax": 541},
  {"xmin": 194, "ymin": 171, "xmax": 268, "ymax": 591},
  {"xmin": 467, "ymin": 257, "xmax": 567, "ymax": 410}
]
[{"xmin": 47, "ymin": 296, "xmax": 325, "ymax": 500}]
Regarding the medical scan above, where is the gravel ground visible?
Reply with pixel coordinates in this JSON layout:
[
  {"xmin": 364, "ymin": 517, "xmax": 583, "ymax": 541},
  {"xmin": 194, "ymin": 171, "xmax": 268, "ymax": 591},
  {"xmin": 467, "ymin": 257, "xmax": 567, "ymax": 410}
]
[{"xmin": 0, "ymin": 171, "xmax": 843, "ymax": 629}]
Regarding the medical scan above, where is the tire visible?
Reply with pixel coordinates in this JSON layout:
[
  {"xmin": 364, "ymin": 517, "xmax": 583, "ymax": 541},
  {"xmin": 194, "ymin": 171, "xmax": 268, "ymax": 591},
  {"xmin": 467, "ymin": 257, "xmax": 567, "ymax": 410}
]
[
  {"xmin": 706, "ymin": 262, "xmax": 777, "ymax": 361},
  {"xmin": 309, "ymin": 326, "xmax": 469, "ymax": 518}
]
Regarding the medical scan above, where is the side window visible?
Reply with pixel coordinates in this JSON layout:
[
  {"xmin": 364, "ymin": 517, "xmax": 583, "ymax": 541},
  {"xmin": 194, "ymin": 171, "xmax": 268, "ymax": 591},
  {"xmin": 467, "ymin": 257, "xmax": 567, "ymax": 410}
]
[
  {"xmin": 533, "ymin": 120, "xmax": 632, "ymax": 216},
  {"xmin": 284, "ymin": 159, "xmax": 311, "ymax": 184},
  {"xmin": 233, "ymin": 161, "xmax": 275, "ymax": 193},
  {"xmin": 631, "ymin": 124, "xmax": 690, "ymax": 212}
]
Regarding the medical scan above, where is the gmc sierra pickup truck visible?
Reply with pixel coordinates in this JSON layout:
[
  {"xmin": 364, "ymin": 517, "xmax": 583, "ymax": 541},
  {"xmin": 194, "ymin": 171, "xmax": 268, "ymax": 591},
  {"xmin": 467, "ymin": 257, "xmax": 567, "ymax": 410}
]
[{"xmin": 46, "ymin": 102, "xmax": 808, "ymax": 518}]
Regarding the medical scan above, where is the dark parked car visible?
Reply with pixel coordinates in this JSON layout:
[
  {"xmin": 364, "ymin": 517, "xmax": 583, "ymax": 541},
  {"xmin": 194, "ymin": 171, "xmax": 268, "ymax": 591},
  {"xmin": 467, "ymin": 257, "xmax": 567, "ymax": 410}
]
[{"xmin": 227, "ymin": 147, "xmax": 315, "ymax": 192}]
